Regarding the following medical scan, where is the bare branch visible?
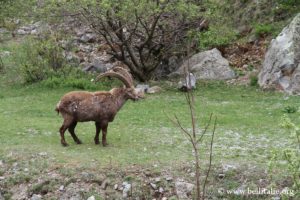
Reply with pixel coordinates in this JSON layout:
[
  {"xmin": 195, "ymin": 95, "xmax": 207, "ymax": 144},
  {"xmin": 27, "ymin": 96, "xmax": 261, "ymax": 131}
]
[{"xmin": 202, "ymin": 116, "xmax": 217, "ymax": 199}]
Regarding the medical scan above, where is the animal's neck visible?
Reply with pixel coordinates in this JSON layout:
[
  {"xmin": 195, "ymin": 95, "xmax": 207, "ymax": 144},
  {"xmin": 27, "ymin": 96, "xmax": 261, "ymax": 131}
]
[{"xmin": 112, "ymin": 88, "xmax": 128, "ymax": 111}]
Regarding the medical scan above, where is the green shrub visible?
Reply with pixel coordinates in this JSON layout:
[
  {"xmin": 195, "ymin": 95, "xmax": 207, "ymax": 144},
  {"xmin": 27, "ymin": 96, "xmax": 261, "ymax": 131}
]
[
  {"xmin": 283, "ymin": 105, "xmax": 298, "ymax": 114},
  {"xmin": 254, "ymin": 24, "xmax": 275, "ymax": 37},
  {"xmin": 280, "ymin": 115, "xmax": 300, "ymax": 195},
  {"xmin": 198, "ymin": 26, "xmax": 238, "ymax": 50},
  {"xmin": 276, "ymin": 0, "xmax": 300, "ymax": 6},
  {"xmin": 249, "ymin": 74, "xmax": 258, "ymax": 87},
  {"xmin": 17, "ymin": 36, "xmax": 71, "ymax": 83}
]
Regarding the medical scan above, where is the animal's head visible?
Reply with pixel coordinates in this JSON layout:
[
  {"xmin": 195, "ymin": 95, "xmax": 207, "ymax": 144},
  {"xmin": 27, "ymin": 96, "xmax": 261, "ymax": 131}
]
[{"xmin": 96, "ymin": 67, "xmax": 143, "ymax": 101}]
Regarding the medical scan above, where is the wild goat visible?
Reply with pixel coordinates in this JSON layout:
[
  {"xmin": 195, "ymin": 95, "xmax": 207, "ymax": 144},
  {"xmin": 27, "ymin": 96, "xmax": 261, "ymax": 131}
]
[{"xmin": 55, "ymin": 67, "xmax": 141, "ymax": 147}]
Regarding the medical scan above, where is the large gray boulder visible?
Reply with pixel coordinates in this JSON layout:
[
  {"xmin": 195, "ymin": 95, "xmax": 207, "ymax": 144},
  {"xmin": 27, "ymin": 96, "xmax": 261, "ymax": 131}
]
[
  {"xmin": 169, "ymin": 48, "xmax": 235, "ymax": 80},
  {"xmin": 258, "ymin": 14, "xmax": 300, "ymax": 95}
]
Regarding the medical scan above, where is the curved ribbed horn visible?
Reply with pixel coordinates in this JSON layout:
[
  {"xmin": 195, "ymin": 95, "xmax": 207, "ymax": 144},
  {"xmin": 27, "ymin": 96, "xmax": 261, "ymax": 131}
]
[
  {"xmin": 111, "ymin": 67, "xmax": 134, "ymax": 86},
  {"xmin": 95, "ymin": 72, "xmax": 131, "ymax": 88}
]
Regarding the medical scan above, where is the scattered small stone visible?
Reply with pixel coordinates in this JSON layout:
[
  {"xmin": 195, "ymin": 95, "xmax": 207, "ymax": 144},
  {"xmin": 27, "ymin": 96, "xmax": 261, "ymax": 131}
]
[
  {"xmin": 24, "ymin": 168, "xmax": 29, "ymax": 172},
  {"xmin": 101, "ymin": 179, "xmax": 109, "ymax": 190},
  {"xmin": 154, "ymin": 177, "xmax": 161, "ymax": 183},
  {"xmin": 222, "ymin": 164, "xmax": 237, "ymax": 172},
  {"xmin": 165, "ymin": 176, "xmax": 173, "ymax": 181},
  {"xmin": 59, "ymin": 185, "xmax": 65, "ymax": 191},
  {"xmin": 136, "ymin": 84, "xmax": 150, "ymax": 93},
  {"xmin": 162, "ymin": 197, "xmax": 167, "ymax": 200},
  {"xmin": 87, "ymin": 195, "xmax": 95, "ymax": 200},
  {"xmin": 218, "ymin": 173, "xmax": 225, "ymax": 179},
  {"xmin": 147, "ymin": 86, "xmax": 162, "ymax": 94},
  {"xmin": 114, "ymin": 184, "xmax": 118, "ymax": 190},
  {"xmin": 159, "ymin": 187, "xmax": 164, "ymax": 193},
  {"xmin": 0, "ymin": 176, "xmax": 5, "ymax": 181},
  {"xmin": 31, "ymin": 194, "xmax": 42, "ymax": 200},
  {"xmin": 272, "ymin": 196, "xmax": 280, "ymax": 200},
  {"xmin": 175, "ymin": 180, "xmax": 194, "ymax": 199},
  {"xmin": 38, "ymin": 152, "xmax": 47, "ymax": 157},
  {"xmin": 122, "ymin": 182, "xmax": 131, "ymax": 198},
  {"xmin": 150, "ymin": 183, "xmax": 157, "ymax": 190},
  {"xmin": 12, "ymin": 162, "xmax": 18, "ymax": 169}
]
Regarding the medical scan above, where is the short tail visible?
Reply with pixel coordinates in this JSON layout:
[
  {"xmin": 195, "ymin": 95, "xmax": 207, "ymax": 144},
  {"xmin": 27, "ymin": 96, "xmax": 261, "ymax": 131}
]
[{"xmin": 55, "ymin": 101, "xmax": 61, "ymax": 115}]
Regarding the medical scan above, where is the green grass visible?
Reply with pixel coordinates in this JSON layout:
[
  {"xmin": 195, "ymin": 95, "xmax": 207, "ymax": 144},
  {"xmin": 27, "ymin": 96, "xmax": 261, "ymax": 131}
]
[
  {"xmin": 1, "ymin": 40, "xmax": 299, "ymax": 199},
  {"xmin": 0, "ymin": 79, "xmax": 299, "ymax": 166}
]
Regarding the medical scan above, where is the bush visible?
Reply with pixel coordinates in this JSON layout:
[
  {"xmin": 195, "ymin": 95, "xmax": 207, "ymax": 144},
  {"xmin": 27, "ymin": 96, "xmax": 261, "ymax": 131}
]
[
  {"xmin": 283, "ymin": 105, "xmax": 298, "ymax": 114},
  {"xmin": 17, "ymin": 36, "xmax": 71, "ymax": 83},
  {"xmin": 198, "ymin": 26, "xmax": 238, "ymax": 50},
  {"xmin": 249, "ymin": 74, "xmax": 258, "ymax": 87},
  {"xmin": 254, "ymin": 24, "xmax": 275, "ymax": 37}
]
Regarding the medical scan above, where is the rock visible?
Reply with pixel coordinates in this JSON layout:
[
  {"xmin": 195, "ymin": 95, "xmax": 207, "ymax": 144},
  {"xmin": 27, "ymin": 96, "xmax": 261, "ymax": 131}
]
[
  {"xmin": 0, "ymin": 176, "xmax": 5, "ymax": 181},
  {"xmin": 38, "ymin": 152, "xmax": 47, "ymax": 157},
  {"xmin": 59, "ymin": 185, "xmax": 65, "ymax": 191},
  {"xmin": 159, "ymin": 187, "xmax": 164, "ymax": 193},
  {"xmin": 154, "ymin": 177, "xmax": 161, "ymax": 183},
  {"xmin": 170, "ymin": 48, "xmax": 235, "ymax": 80},
  {"xmin": 0, "ymin": 191, "xmax": 3, "ymax": 200},
  {"xmin": 136, "ymin": 84, "xmax": 150, "ymax": 93},
  {"xmin": 31, "ymin": 194, "xmax": 42, "ymax": 200},
  {"xmin": 0, "ymin": 51, "xmax": 11, "ymax": 57},
  {"xmin": 17, "ymin": 29, "xmax": 27, "ymax": 35},
  {"xmin": 154, "ymin": 55, "xmax": 182, "ymax": 77},
  {"xmin": 101, "ymin": 179, "xmax": 109, "ymax": 190},
  {"xmin": 222, "ymin": 164, "xmax": 237, "ymax": 172},
  {"xmin": 147, "ymin": 86, "xmax": 162, "ymax": 94},
  {"xmin": 80, "ymin": 33, "xmax": 97, "ymax": 43},
  {"xmin": 165, "ymin": 176, "xmax": 173, "ymax": 181},
  {"xmin": 178, "ymin": 73, "xmax": 196, "ymax": 91},
  {"xmin": 0, "ymin": 160, "xmax": 3, "ymax": 166},
  {"xmin": 162, "ymin": 197, "xmax": 167, "ymax": 200},
  {"xmin": 0, "ymin": 28, "xmax": 8, "ymax": 34},
  {"xmin": 150, "ymin": 183, "xmax": 157, "ymax": 190},
  {"xmin": 122, "ymin": 182, "xmax": 131, "ymax": 198},
  {"xmin": 218, "ymin": 173, "xmax": 225, "ymax": 179},
  {"xmin": 175, "ymin": 180, "xmax": 194, "ymax": 199},
  {"xmin": 114, "ymin": 184, "xmax": 118, "ymax": 190},
  {"xmin": 82, "ymin": 59, "xmax": 110, "ymax": 73},
  {"xmin": 259, "ymin": 14, "xmax": 300, "ymax": 95},
  {"xmin": 87, "ymin": 196, "xmax": 95, "ymax": 200}
]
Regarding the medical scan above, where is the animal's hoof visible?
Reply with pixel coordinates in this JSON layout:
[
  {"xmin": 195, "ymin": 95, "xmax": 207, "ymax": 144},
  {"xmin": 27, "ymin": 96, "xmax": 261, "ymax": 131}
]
[
  {"xmin": 76, "ymin": 140, "xmax": 82, "ymax": 144},
  {"xmin": 62, "ymin": 143, "xmax": 69, "ymax": 147},
  {"xmin": 95, "ymin": 141, "xmax": 100, "ymax": 145},
  {"xmin": 102, "ymin": 142, "xmax": 108, "ymax": 147}
]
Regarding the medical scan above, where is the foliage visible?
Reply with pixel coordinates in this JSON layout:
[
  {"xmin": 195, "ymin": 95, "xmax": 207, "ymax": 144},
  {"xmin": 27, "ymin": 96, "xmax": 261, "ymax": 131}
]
[
  {"xmin": 47, "ymin": 0, "xmax": 202, "ymax": 81},
  {"xmin": 280, "ymin": 115, "xmax": 300, "ymax": 196},
  {"xmin": 249, "ymin": 74, "xmax": 258, "ymax": 87},
  {"xmin": 0, "ymin": 0, "xmax": 36, "ymax": 34},
  {"xmin": 283, "ymin": 105, "xmax": 298, "ymax": 114},
  {"xmin": 16, "ymin": 35, "xmax": 75, "ymax": 83},
  {"xmin": 198, "ymin": 26, "xmax": 238, "ymax": 50},
  {"xmin": 254, "ymin": 23, "xmax": 275, "ymax": 37}
]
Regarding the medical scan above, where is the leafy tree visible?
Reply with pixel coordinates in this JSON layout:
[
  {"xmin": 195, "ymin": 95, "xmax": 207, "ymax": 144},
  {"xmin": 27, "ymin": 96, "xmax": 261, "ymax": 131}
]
[{"xmin": 55, "ymin": 0, "xmax": 203, "ymax": 81}]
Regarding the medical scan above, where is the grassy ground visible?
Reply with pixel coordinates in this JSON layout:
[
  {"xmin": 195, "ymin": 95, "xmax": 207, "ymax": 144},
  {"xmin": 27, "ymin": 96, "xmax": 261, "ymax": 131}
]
[
  {"xmin": 1, "ymin": 40, "xmax": 299, "ymax": 199},
  {"xmin": 1, "ymin": 77, "xmax": 299, "ymax": 199}
]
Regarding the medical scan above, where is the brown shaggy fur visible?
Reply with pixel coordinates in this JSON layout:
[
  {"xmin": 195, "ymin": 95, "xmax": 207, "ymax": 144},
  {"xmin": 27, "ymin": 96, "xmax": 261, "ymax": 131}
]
[{"xmin": 56, "ymin": 87, "xmax": 140, "ymax": 147}]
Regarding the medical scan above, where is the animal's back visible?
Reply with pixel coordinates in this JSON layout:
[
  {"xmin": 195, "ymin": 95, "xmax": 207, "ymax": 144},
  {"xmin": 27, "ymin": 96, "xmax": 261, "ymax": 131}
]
[{"xmin": 56, "ymin": 91, "xmax": 114, "ymax": 121}]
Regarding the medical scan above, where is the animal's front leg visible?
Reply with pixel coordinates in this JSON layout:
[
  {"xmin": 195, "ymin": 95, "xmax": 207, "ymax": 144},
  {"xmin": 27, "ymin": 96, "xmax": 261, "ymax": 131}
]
[
  {"xmin": 101, "ymin": 123, "xmax": 108, "ymax": 147},
  {"xmin": 95, "ymin": 122, "xmax": 101, "ymax": 145}
]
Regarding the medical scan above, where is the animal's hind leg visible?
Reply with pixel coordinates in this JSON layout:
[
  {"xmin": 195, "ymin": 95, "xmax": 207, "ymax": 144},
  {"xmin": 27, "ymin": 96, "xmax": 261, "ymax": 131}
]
[
  {"xmin": 94, "ymin": 122, "xmax": 101, "ymax": 145},
  {"xmin": 68, "ymin": 121, "xmax": 82, "ymax": 144},
  {"xmin": 101, "ymin": 123, "xmax": 108, "ymax": 147},
  {"xmin": 59, "ymin": 118, "xmax": 74, "ymax": 147}
]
